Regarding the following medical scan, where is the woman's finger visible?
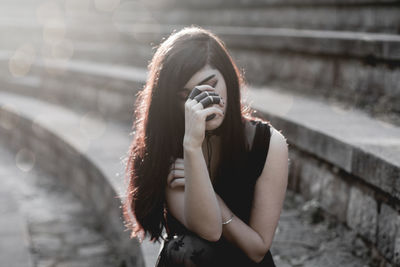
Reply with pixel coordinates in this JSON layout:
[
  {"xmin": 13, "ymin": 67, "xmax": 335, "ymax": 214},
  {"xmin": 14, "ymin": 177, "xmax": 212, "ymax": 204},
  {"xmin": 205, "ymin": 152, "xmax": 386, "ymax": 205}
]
[
  {"xmin": 188, "ymin": 85, "xmax": 215, "ymax": 100},
  {"xmin": 172, "ymin": 169, "xmax": 184, "ymax": 178},
  {"xmin": 188, "ymin": 86, "xmax": 202, "ymax": 100},
  {"xmin": 186, "ymin": 85, "xmax": 216, "ymax": 106},
  {"xmin": 167, "ymin": 169, "xmax": 184, "ymax": 185},
  {"xmin": 200, "ymin": 96, "xmax": 221, "ymax": 108},
  {"xmin": 194, "ymin": 91, "xmax": 218, "ymax": 102},
  {"xmin": 196, "ymin": 107, "xmax": 224, "ymax": 119},
  {"xmin": 191, "ymin": 96, "xmax": 222, "ymax": 111},
  {"xmin": 173, "ymin": 161, "xmax": 184, "ymax": 170},
  {"xmin": 170, "ymin": 178, "xmax": 185, "ymax": 188},
  {"xmin": 196, "ymin": 94, "xmax": 224, "ymax": 109}
]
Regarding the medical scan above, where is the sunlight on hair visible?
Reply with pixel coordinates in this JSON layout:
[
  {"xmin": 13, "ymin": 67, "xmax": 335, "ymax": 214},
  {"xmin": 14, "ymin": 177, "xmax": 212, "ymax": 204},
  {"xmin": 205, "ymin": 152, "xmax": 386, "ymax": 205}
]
[
  {"xmin": 0, "ymin": 104, "xmax": 20, "ymax": 130},
  {"xmin": 36, "ymin": 1, "xmax": 63, "ymax": 25},
  {"xmin": 16, "ymin": 148, "xmax": 36, "ymax": 172},
  {"xmin": 9, "ymin": 44, "xmax": 36, "ymax": 77},
  {"xmin": 79, "ymin": 111, "xmax": 107, "ymax": 140},
  {"xmin": 94, "ymin": 0, "xmax": 120, "ymax": 12}
]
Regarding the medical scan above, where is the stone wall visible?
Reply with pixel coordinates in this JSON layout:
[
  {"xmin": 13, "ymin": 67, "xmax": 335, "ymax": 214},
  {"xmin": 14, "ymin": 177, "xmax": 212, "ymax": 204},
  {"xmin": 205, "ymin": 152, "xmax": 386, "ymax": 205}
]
[{"xmin": 288, "ymin": 146, "xmax": 400, "ymax": 265}]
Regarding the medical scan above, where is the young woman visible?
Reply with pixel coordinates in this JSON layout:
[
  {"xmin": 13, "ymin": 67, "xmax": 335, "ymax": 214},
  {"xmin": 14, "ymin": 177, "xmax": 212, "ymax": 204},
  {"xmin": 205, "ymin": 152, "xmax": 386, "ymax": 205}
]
[{"xmin": 123, "ymin": 26, "xmax": 289, "ymax": 266}]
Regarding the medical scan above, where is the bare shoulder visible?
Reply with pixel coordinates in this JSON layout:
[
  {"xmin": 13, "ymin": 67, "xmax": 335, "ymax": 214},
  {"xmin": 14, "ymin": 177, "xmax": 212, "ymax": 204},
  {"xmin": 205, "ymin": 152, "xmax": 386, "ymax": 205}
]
[
  {"xmin": 245, "ymin": 119, "xmax": 288, "ymax": 152},
  {"xmin": 260, "ymin": 125, "xmax": 289, "ymax": 180},
  {"xmin": 269, "ymin": 127, "xmax": 288, "ymax": 151}
]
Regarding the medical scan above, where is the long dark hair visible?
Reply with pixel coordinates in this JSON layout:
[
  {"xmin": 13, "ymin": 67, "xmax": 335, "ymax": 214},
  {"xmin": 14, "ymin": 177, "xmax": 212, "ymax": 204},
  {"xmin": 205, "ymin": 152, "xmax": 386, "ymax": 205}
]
[{"xmin": 122, "ymin": 25, "xmax": 256, "ymax": 243}]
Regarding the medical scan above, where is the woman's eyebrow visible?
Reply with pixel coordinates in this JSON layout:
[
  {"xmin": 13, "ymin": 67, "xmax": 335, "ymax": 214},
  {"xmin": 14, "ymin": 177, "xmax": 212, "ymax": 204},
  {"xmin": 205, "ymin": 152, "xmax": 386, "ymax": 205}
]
[{"xmin": 183, "ymin": 74, "xmax": 216, "ymax": 91}]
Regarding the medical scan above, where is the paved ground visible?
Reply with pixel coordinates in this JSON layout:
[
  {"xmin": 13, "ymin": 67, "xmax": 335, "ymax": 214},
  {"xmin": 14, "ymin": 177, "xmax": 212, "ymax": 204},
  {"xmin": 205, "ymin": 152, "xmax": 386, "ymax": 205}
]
[
  {"xmin": 270, "ymin": 189, "xmax": 381, "ymax": 267},
  {"xmin": 0, "ymin": 146, "xmax": 120, "ymax": 267}
]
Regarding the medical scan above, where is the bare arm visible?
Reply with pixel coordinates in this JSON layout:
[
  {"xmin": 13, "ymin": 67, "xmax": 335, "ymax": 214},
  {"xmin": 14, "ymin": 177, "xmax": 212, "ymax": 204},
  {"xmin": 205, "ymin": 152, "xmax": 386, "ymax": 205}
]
[
  {"xmin": 183, "ymin": 146, "xmax": 222, "ymax": 241},
  {"xmin": 217, "ymin": 128, "xmax": 289, "ymax": 262},
  {"xmin": 165, "ymin": 83, "xmax": 224, "ymax": 242}
]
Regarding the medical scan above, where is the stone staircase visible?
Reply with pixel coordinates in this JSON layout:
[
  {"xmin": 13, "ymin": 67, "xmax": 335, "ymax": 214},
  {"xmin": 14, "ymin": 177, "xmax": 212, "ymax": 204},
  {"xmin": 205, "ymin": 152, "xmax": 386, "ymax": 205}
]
[
  {"xmin": 0, "ymin": 145, "xmax": 120, "ymax": 267},
  {"xmin": 0, "ymin": 90, "xmax": 377, "ymax": 266},
  {"xmin": 0, "ymin": 0, "xmax": 399, "ymax": 266}
]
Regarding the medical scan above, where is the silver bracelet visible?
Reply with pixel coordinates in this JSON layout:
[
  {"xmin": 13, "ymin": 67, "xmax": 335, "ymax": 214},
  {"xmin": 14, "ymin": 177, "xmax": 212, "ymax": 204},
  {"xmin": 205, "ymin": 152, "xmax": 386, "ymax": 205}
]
[{"xmin": 222, "ymin": 214, "xmax": 234, "ymax": 225}]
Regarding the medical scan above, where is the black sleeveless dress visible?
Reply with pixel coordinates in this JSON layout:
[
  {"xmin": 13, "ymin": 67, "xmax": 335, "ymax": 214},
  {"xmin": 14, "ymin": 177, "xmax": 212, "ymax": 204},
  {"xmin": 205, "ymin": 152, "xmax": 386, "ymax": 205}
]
[{"xmin": 155, "ymin": 120, "xmax": 276, "ymax": 267}]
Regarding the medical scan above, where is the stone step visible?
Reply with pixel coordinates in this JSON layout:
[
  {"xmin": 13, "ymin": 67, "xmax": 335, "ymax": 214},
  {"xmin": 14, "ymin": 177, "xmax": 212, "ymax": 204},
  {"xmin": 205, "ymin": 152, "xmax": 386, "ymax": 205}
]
[
  {"xmin": 0, "ymin": 92, "xmax": 378, "ymax": 266},
  {"xmin": 125, "ymin": 24, "xmax": 400, "ymax": 123},
  {"xmin": 3, "ymin": 61, "xmax": 399, "ymax": 263},
  {"xmin": 3, "ymin": 58, "xmax": 400, "ymax": 184},
  {"xmin": 150, "ymin": 0, "xmax": 400, "ymax": 8},
  {"xmin": 247, "ymin": 85, "xmax": 400, "ymax": 195},
  {"xmin": 247, "ymin": 84, "xmax": 400, "ymax": 264},
  {"xmin": 135, "ymin": 3, "xmax": 400, "ymax": 34},
  {"xmin": 0, "ymin": 39, "xmax": 151, "ymax": 68},
  {"xmin": 0, "ymin": 92, "xmax": 149, "ymax": 267},
  {"xmin": 3, "ymin": 15, "xmax": 399, "ymax": 121},
  {"xmin": 3, "ymin": 32, "xmax": 400, "ymax": 127},
  {"xmin": 0, "ymin": 51, "xmax": 146, "ymax": 125},
  {"xmin": 0, "ymin": 146, "xmax": 120, "ymax": 267},
  {"xmin": 3, "ymin": 0, "xmax": 398, "ymax": 33},
  {"xmin": 3, "ymin": 18, "xmax": 400, "ymax": 61}
]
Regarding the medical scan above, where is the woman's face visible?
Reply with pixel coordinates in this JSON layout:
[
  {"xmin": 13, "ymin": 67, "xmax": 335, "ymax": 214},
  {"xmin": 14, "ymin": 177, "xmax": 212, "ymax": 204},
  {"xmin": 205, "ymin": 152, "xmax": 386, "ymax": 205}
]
[{"xmin": 179, "ymin": 64, "xmax": 227, "ymax": 131}]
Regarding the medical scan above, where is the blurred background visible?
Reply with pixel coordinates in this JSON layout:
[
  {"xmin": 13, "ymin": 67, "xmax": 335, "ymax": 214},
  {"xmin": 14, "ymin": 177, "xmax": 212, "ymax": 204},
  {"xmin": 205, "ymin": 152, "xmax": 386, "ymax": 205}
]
[{"xmin": 0, "ymin": 0, "xmax": 399, "ymax": 266}]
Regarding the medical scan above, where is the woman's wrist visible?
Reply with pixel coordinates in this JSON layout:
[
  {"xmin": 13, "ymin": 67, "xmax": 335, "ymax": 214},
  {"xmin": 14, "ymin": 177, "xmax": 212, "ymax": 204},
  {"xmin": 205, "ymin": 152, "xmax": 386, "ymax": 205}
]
[
  {"xmin": 216, "ymin": 194, "xmax": 233, "ymax": 223},
  {"xmin": 222, "ymin": 213, "xmax": 234, "ymax": 225},
  {"xmin": 183, "ymin": 137, "xmax": 202, "ymax": 151}
]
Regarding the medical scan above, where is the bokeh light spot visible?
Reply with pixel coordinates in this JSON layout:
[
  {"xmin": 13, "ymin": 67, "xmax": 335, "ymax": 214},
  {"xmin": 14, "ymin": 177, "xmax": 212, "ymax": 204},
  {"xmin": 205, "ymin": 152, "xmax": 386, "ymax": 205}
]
[
  {"xmin": 16, "ymin": 148, "xmax": 36, "ymax": 172},
  {"xmin": 9, "ymin": 44, "xmax": 36, "ymax": 77},
  {"xmin": 43, "ymin": 19, "xmax": 66, "ymax": 45},
  {"xmin": 80, "ymin": 111, "xmax": 107, "ymax": 140}
]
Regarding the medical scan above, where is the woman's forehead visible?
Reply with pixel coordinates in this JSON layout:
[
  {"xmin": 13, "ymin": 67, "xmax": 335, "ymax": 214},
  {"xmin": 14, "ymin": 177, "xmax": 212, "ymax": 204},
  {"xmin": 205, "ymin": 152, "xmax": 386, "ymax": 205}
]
[{"xmin": 184, "ymin": 67, "xmax": 220, "ymax": 89}]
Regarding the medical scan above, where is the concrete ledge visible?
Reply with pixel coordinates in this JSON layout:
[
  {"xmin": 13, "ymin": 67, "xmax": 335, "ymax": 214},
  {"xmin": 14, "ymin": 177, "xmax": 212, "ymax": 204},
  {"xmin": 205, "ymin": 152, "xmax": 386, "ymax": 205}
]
[
  {"xmin": 150, "ymin": 0, "xmax": 399, "ymax": 8},
  {"xmin": 4, "ymin": 58, "xmax": 399, "ymax": 191},
  {"xmin": 247, "ymin": 87, "xmax": 400, "ymax": 264},
  {"xmin": 0, "ymin": 52, "xmax": 145, "ymax": 125},
  {"xmin": 139, "ymin": 5, "xmax": 400, "ymax": 34},
  {"xmin": 125, "ymin": 24, "xmax": 400, "ymax": 123},
  {"xmin": 0, "ymin": 92, "xmax": 146, "ymax": 267},
  {"xmin": 247, "ymin": 87, "xmax": 400, "ymax": 194},
  {"xmin": 127, "ymin": 24, "xmax": 400, "ymax": 61},
  {"xmin": 2, "ymin": 18, "xmax": 399, "ymax": 120}
]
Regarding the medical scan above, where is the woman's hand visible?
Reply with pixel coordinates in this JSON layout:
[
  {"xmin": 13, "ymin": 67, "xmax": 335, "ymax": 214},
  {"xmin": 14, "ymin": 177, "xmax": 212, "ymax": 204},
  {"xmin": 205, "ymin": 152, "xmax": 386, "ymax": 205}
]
[
  {"xmin": 168, "ymin": 158, "xmax": 233, "ymax": 225},
  {"xmin": 167, "ymin": 158, "xmax": 186, "ymax": 188},
  {"xmin": 183, "ymin": 85, "xmax": 224, "ymax": 149}
]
